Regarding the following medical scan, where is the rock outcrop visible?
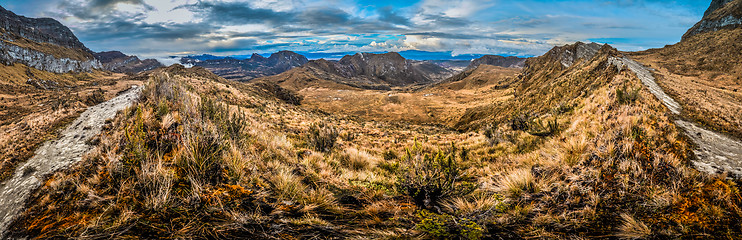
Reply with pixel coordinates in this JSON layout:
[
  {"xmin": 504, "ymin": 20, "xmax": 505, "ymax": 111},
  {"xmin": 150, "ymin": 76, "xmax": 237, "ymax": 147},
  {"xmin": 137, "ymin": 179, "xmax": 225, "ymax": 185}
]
[
  {"xmin": 0, "ymin": 6, "xmax": 90, "ymax": 52},
  {"xmin": 180, "ymin": 51, "xmax": 309, "ymax": 81},
  {"xmin": 0, "ymin": 5, "xmax": 100, "ymax": 73},
  {"xmin": 465, "ymin": 55, "xmax": 527, "ymax": 70},
  {"xmin": 549, "ymin": 42, "xmax": 602, "ymax": 68},
  {"xmin": 0, "ymin": 41, "xmax": 100, "ymax": 73},
  {"xmin": 683, "ymin": 0, "xmax": 742, "ymax": 40},
  {"xmin": 94, "ymin": 51, "xmax": 163, "ymax": 73}
]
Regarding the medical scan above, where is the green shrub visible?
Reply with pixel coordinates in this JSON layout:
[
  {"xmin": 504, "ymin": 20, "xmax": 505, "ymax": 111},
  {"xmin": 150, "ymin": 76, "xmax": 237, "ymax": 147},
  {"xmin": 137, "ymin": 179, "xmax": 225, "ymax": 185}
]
[
  {"xmin": 382, "ymin": 149, "xmax": 398, "ymax": 161},
  {"xmin": 397, "ymin": 142, "xmax": 476, "ymax": 209},
  {"xmin": 307, "ymin": 122, "xmax": 339, "ymax": 152},
  {"xmin": 416, "ymin": 210, "xmax": 483, "ymax": 240}
]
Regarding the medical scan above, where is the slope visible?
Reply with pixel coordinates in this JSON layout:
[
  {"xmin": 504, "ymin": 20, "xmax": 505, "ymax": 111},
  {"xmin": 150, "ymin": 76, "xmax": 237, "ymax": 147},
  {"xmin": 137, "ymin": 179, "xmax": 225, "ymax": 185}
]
[
  {"xmin": 8, "ymin": 44, "xmax": 742, "ymax": 239},
  {"xmin": 631, "ymin": 0, "xmax": 742, "ymax": 138}
]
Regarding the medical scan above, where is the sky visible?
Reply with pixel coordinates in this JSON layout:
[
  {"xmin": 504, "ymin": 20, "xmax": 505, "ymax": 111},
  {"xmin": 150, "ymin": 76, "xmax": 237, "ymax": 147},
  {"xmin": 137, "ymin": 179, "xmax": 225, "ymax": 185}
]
[{"xmin": 2, "ymin": 0, "xmax": 711, "ymax": 60}]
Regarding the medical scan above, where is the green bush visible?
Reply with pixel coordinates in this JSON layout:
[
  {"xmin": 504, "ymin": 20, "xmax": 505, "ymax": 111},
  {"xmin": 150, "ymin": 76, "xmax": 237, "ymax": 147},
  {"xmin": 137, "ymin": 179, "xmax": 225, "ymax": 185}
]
[
  {"xmin": 416, "ymin": 210, "xmax": 483, "ymax": 240},
  {"xmin": 397, "ymin": 142, "xmax": 476, "ymax": 209},
  {"xmin": 307, "ymin": 122, "xmax": 339, "ymax": 152}
]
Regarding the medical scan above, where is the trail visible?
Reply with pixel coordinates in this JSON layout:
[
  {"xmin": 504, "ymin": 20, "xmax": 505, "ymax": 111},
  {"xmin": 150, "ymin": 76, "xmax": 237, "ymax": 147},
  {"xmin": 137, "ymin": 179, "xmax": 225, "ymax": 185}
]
[
  {"xmin": 0, "ymin": 86, "xmax": 142, "ymax": 236},
  {"xmin": 620, "ymin": 57, "xmax": 742, "ymax": 177}
]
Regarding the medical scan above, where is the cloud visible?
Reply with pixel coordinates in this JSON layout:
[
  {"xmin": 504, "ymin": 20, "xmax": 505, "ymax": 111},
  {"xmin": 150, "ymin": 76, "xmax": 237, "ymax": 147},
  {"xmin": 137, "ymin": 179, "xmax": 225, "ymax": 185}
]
[
  {"xmin": 377, "ymin": 6, "xmax": 411, "ymax": 26},
  {"xmin": 181, "ymin": 1, "xmax": 292, "ymax": 25},
  {"xmin": 5, "ymin": 0, "xmax": 707, "ymax": 58}
]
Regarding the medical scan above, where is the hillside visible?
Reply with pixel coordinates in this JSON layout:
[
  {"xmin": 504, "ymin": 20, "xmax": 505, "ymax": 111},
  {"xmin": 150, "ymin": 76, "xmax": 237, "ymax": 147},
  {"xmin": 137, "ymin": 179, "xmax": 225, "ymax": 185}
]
[
  {"xmin": 683, "ymin": 0, "xmax": 742, "ymax": 40},
  {"xmin": 8, "ymin": 40, "xmax": 742, "ymax": 239},
  {"xmin": 2, "ymin": 1, "xmax": 742, "ymax": 239},
  {"xmin": 631, "ymin": 0, "xmax": 742, "ymax": 138}
]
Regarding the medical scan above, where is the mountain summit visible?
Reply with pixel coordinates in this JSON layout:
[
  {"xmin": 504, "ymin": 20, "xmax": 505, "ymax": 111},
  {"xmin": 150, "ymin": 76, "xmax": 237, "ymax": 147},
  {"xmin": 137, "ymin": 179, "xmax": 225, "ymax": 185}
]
[{"xmin": 683, "ymin": 0, "xmax": 742, "ymax": 39}]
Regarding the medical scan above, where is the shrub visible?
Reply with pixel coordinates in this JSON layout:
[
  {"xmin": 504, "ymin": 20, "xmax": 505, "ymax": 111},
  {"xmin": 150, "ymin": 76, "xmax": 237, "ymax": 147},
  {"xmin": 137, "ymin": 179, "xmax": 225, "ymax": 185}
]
[
  {"xmin": 307, "ymin": 122, "xmax": 339, "ymax": 152},
  {"xmin": 397, "ymin": 142, "xmax": 476, "ymax": 209},
  {"xmin": 483, "ymin": 124, "xmax": 502, "ymax": 146},
  {"xmin": 416, "ymin": 210, "xmax": 483, "ymax": 240},
  {"xmin": 527, "ymin": 117, "xmax": 559, "ymax": 137},
  {"xmin": 616, "ymin": 85, "xmax": 641, "ymax": 105},
  {"xmin": 510, "ymin": 112, "xmax": 533, "ymax": 131}
]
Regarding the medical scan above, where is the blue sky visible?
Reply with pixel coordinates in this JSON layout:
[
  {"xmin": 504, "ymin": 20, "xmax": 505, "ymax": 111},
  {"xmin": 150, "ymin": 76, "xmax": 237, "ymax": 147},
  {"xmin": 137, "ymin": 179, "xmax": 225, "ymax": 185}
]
[{"xmin": 1, "ymin": 0, "xmax": 710, "ymax": 59}]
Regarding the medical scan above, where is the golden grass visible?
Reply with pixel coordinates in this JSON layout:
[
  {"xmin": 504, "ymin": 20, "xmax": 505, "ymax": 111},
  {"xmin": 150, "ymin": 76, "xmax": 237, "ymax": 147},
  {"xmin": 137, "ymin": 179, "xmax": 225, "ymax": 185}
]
[
  {"xmin": 630, "ymin": 28, "xmax": 742, "ymax": 137},
  {"xmin": 8, "ymin": 57, "xmax": 742, "ymax": 239}
]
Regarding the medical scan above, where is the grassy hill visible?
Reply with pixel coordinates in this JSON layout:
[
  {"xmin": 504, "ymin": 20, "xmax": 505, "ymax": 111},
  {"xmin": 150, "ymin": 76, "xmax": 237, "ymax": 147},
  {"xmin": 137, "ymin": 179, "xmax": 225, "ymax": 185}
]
[{"xmin": 9, "ymin": 57, "xmax": 741, "ymax": 238}]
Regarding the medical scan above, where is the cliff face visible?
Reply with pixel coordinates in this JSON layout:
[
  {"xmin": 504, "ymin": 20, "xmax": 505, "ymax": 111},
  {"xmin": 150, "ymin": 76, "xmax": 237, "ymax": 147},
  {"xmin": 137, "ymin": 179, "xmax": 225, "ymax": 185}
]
[
  {"xmin": 0, "ymin": 5, "xmax": 99, "ymax": 73},
  {"xmin": 0, "ymin": 6, "xmax": 90, "ymax": 52},
  {"xmin": 0, "ymin": 41, "xmax": 100, "ymax": 73},
  {"xmin": 683, "ymin": 0, "xmax": 742, "ymax": 40}
]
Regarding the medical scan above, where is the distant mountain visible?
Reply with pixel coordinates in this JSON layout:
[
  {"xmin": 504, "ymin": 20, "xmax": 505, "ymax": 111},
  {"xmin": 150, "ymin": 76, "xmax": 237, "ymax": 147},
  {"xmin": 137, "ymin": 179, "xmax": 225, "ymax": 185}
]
[
  {"xmin": 257, "ymin": 52, "xmax": 457, "ymax": 90},
  {"xmin": 180, "ymin": 51, "xmax": 308, "ymax": 81},
  {"xmin": 683, "ymin": 0, "xmax": 742, "ymax": 40},
  {"xmin": 0, "ymin": 5, "xmax": 100, "ymax": 73},
  {"xmin": 465, "ymin": 55, "xmax": 527, "ymax": 70},
  {"xmin": 94, "ymin": 51, "xmax": 163, "ymax": 73}
]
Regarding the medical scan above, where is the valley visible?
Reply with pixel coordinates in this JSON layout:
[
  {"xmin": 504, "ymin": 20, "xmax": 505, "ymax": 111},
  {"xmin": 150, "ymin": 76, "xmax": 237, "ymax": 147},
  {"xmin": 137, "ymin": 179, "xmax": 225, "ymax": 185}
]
[{"xmin": 0, "ymin": 0, "xmax": 741, "ymax": 239}]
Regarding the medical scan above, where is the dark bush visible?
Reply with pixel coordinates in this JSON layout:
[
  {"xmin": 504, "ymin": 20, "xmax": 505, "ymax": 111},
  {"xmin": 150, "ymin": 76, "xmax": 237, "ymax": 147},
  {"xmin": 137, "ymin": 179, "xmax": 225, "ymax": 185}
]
[
  {"xmin": 397, "ymin": 142, "xmax": 476, "ymax": 209},
  {"xmin": 307, "ymin": 122, "xmax": 338, "ymax": 152}
]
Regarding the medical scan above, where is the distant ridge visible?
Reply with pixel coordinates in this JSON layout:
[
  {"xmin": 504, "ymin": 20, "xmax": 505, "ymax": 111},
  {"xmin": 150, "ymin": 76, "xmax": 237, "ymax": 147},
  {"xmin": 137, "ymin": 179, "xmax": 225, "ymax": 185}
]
[{"xmin": 180, "ymin": 50, "xmax": 308, "ymax": 81}]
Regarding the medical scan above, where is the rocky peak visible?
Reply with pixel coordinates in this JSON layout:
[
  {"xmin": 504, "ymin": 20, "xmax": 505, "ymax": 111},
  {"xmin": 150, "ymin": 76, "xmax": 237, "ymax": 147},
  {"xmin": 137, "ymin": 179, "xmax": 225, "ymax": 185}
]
[
  {"xmin": 0, "ymin": 5, "xmax": 90, "ymax": 53},
  {"xmin": 268, "ymin": 51, "xmax": 308, "ymax": 65},
  {"xmin": 249, "ymin": 53, "xmax": 267, "ymax": 61},
  {"xmin": 705, "ymin": 0, "xmax": 735, "ymax": 17},
  {"xmin": 683, "ymin": 0, "xmax": 742, "ymax": 40},
  {"xmin": 545, "ymin": 42, "xmax": 602, "ymax": 68},
  {"xmin": 466, "ymin": 55, "xmax": 527, "ymax": 70},
  {"xmin": 93, "ymin": 51, "xmax": 128, "ymax": 63}
]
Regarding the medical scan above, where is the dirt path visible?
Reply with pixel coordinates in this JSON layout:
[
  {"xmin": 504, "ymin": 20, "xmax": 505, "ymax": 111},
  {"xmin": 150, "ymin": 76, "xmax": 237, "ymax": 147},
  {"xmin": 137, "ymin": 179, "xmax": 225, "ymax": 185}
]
[
  {"xmin": 621, "ymin": 57, "xmax": 742, "ymax": 177},
  {"xmin": 0, "ymin": 86, "xmax": 142, "ymax": 236}
]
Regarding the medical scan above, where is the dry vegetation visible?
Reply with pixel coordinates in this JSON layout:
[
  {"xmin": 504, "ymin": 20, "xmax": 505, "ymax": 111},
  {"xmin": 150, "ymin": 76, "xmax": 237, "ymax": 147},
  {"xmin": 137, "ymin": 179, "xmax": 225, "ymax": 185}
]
[
  {"xmin": 0, "ymin": 63, "xmax": 140, "ymax": 181},
  {"xmin": 290, "ymin": 65, "xmax": 519, "ymax": 126},
  {"xmin": 630, "ymin": 28, "xmax": 742, "ymax": 138},
  {"xmin": 8, "ymin": 50, "xmax": 742, "ymax": 239}
]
